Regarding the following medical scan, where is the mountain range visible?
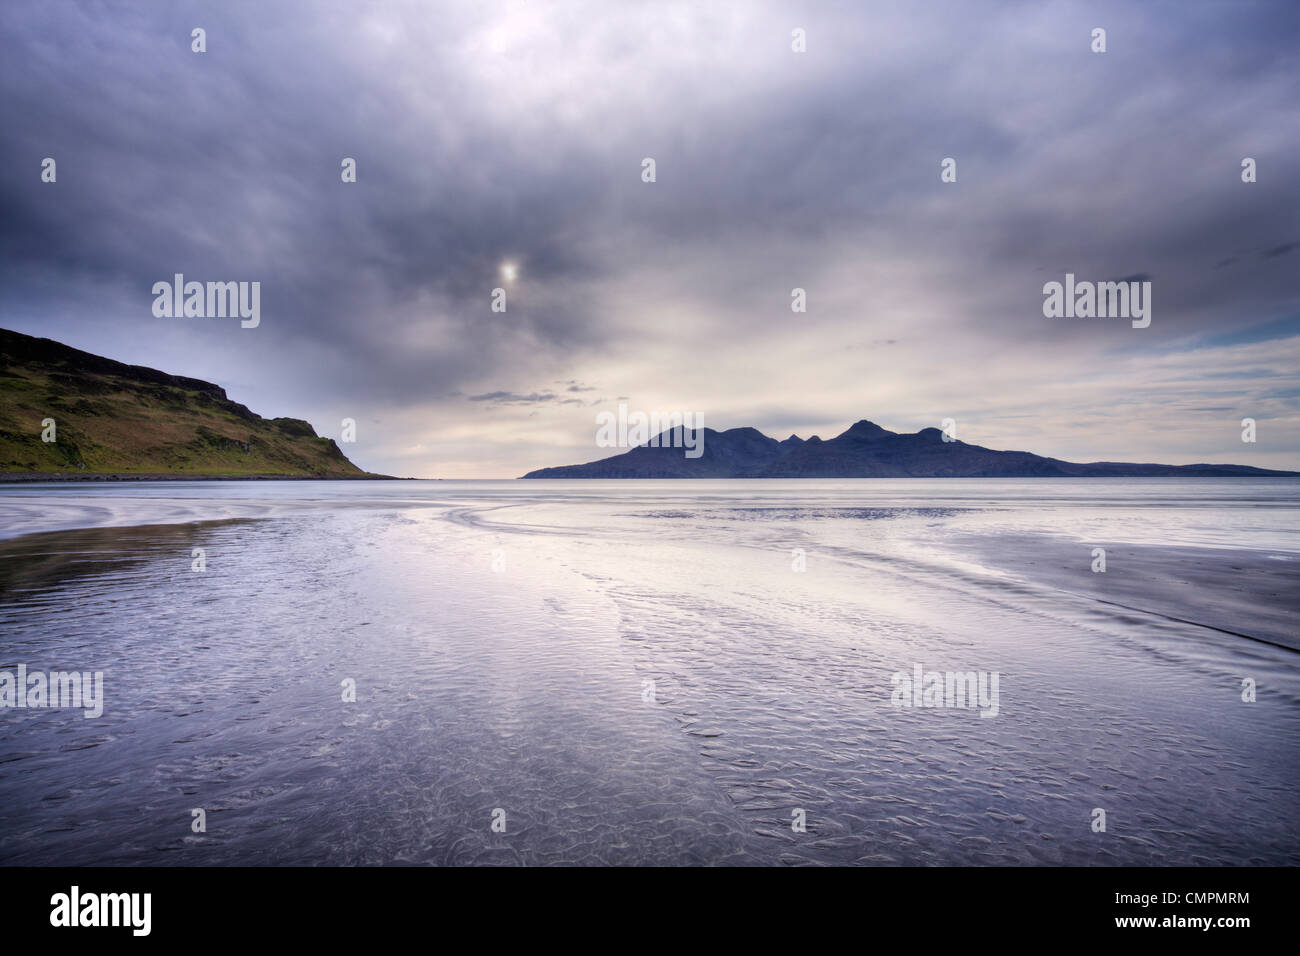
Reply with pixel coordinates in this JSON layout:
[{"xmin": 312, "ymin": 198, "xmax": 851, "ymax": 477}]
[{"xmin": 522, "ymin": 420, "xmax": 1299, "ymax": 478}]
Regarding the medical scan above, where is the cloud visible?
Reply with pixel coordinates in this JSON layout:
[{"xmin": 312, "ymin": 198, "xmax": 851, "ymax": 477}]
[
  {"xmin": 468, "ymin": 391, "xmax": 558, "ymax": 404},
  {"xmin": 1, "ymin": 0, "xmax": 1298, "ymax": 475},
  {"xmin": 1262, "ymin": 241, "xmax": 1300, "ymax": 259}
]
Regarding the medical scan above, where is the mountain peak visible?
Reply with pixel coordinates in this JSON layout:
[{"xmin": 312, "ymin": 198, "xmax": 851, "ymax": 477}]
[{"xmin": 841, "ymin": 419, "xmax": 893, "ymax": 440}]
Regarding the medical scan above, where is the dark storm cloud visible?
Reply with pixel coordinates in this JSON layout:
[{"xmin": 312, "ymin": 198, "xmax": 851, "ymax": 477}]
[{"xmin": 0, "ymin": 1, "xmax": 625, "ymax": 400}]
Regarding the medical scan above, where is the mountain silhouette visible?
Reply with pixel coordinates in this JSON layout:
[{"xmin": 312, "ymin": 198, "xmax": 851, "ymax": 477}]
[{"xmin": 522, "ymin": 419, "xmax": 1298, "ymax": 478}]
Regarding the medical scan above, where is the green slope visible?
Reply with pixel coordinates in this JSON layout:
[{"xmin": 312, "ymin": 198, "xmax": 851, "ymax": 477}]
[{"xmin": 0, "ymin": 328, "xmax": 381, "ymax": 478}]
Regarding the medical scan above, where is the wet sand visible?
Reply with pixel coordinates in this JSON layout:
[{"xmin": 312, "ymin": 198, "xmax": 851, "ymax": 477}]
[{"xmin": 955, "ymin": 533, "xmax": 1300, "ymax": 652}]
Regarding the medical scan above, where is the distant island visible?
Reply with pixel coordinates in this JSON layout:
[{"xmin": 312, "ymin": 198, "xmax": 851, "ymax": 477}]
[
  {"xmin": 0, "ymin": 328, "xmax": 385, "ymax": 479},
  {"xmin": 522, "ymin": 419, "xmax": 1299, "ymax": 478}
]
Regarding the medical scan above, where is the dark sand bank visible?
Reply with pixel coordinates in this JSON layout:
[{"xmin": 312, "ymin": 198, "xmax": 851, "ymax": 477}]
[{"xmin": 957, "ymin": 533, "xmax": 1300, "ymax": 652}]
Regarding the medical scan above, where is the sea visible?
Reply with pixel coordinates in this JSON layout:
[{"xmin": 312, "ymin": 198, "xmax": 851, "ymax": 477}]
[{"xmin": 1, "ymin": 478, "xmax": 1297, "ymax": 865}]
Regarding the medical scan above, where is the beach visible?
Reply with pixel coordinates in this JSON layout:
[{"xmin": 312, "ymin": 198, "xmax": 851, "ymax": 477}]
[{"xmin": 1, "ymin": 478, "xmax": 1297, "ymax": 865}]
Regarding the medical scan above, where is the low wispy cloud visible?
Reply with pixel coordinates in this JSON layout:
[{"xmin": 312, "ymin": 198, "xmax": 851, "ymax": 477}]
[{"xmin": 469, "ymin": 391, "xmax": 558, "ymax": 404}]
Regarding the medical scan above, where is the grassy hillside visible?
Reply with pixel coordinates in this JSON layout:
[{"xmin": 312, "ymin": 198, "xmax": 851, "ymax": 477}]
[{"xmin": 0, "ymin": 328, "xmax": 379, "ymax": 478}]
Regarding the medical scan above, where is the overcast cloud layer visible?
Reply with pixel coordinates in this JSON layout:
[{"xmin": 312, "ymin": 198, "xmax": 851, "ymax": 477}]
[{"xmin": 2, "ymin": 0, "xmax": 1298, "ymax": 476}]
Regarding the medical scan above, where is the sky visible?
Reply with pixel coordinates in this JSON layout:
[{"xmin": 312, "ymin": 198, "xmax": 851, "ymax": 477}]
[{"xmin": 2, "ymin": 0, "xmax": 1298, "ymax": 477}]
